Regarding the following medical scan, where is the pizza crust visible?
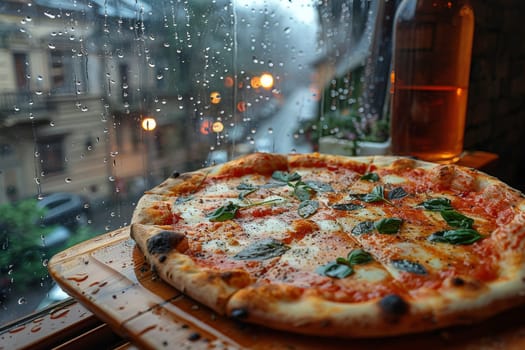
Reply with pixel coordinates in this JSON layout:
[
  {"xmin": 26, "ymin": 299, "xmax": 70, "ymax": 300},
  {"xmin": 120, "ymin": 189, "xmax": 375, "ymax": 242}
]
[{"xmin": 131, "ymin": 223, "xmax": 252, "ymax": 313}]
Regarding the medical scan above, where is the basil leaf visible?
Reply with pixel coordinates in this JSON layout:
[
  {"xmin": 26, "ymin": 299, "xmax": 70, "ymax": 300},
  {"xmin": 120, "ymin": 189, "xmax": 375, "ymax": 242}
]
[
  {"xmin": 440, "ymin": 210, "xmax": 474, "ymax": 229},
  {"xmin": 272, "ymin": 171, "xmax": 301, "ymax": 183},
  {"xmin": 261, "ymin": 182, "xmax": 286, "ymax": 188},
  {"xmin": 374, "ymin": 218, "xmax": 403, "ymax": 234},
  {"xmin": 360, "ymin": 185, "xmax": 385, "ymax": 203},
  {"xmin": 239, "ymin": 189, "xmax": 257, "ymax": 200},
  {"xmin": 336, "ymin": 257, "xmax": 351, "ymax": 266},
  {"xmin": 388, "ymin": 187, "xmax": 408, "ymax": 200},
  {"xmin": 347, "ymin": 249, "xmax": 373, "ymax": 265},
  {"xmin": 428, "ymin": 229, "xmax": 482, "ymax": 245},
  {"xmin": 304, "ymin": 180, "xmax": 334, "ymax": 193},
  {"xmin": 427, "ymin": 231, "xmax": 449, "ymax": 243},
  {"xmin": 298, "ymin": 200, "xmax": 319, "ymax": 218},
  {"xmin": 391, "ymin": 259, "xmax": 427, "ymax": 275},
  {"xmin": 356, "ymin": 185, "xmax": 393, "ymax": 205},
  {"xmin": 360, "ymin": 172, "xmax": 379, "ymax": 182},
  {"xmin": 236, "ymin": 183, "xmax": 257, "ymax": 191},
  {"xmin": 332, "ymin": 203, "xmax": 364, "ymax": 211},
  {"xmin": 208, "ymin": 198, "xmax": 281, "ymax": 222},
  {"xmin": 207, "ymin": 202, "xmax": 239, "ymax": 222},
  {"xmin": 175, "ymin": 195, "xmax": 193, "ymax": 204},
  {"xmin": 294, "ymin": 182, "xmax": 314, "ymax": 201},
  {"xmin": 317, "ymin": 249, "xmax": 373, "ymax": 279},
  {"xmin": 316, "ymin": 262, "xmax": 353, "ymax": 279},
  {"xmin": 352, "ymin": 221, "xmax": 375, "ymax": 235},
  {"xmin": 417, "ymin": 197, "xmax": 453, "ymax": 211},
  {"xmin": 237, "ymin": 183, "xmax": 259, "ymax": 199},
  {"xmin": 233, "ymin": 238, "xmax": 290, "ymax": 260}
]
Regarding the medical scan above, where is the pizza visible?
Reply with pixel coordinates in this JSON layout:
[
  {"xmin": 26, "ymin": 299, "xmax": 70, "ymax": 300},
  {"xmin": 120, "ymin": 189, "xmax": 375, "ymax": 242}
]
[{"xmin": 130, "ymin": 152, "xmax": 525, "ymax": 337}]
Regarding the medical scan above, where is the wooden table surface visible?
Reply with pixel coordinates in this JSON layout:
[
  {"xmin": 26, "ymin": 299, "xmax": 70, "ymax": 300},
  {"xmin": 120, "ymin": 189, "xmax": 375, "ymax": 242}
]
[{"xmin": 40, "ymin": 225, "xmax": 525, "ymax": 350}]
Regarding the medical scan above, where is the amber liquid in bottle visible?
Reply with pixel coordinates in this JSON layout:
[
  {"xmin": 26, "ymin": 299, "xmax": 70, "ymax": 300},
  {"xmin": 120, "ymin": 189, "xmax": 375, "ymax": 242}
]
[{"xmin": 391, "ymin": 0, "xmax": 474, "ymax": 163}]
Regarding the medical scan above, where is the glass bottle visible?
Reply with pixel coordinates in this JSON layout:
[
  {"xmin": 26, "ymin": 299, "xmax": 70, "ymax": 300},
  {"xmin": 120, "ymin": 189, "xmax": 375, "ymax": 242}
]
[{"xmin": 390, "ymin": 0, "xmax": 474, "ymax": 163}]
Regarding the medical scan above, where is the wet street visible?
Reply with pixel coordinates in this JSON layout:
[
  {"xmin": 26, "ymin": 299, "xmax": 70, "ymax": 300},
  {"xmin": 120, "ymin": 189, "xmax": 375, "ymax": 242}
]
[{"xmin": 253, "ymin": 87, "xmax": 317, "ymax": 154}]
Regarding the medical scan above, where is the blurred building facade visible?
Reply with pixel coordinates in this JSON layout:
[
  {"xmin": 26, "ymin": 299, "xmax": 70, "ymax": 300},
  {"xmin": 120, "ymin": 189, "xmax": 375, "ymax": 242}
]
[{"xmin": 0, "ymin": 0, "xmax": 190, "ymax": 205}]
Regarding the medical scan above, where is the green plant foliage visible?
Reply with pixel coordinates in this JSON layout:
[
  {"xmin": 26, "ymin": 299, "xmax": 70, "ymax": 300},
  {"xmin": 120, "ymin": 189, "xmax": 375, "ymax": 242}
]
[
  {"xmin": 0, "ymin": 200, "xmax": 98, "ymax": 292},
  {"xmin": 0, "ymin": 200, "xmax": 51, "ymax": 290},
  {"xmin": 294, "ymin": 66, "xmax": 390, "ymax": 147}
]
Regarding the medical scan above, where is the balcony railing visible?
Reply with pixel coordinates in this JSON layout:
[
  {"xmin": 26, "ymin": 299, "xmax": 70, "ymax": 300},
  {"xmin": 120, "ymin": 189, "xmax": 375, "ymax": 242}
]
[{"xmin": 0, "ymin": 91, "xmax": 52, "ymax": 126}]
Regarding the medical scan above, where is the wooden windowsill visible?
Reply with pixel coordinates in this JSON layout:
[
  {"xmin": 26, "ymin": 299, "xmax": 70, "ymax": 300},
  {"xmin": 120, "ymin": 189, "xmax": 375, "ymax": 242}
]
[{"xmin": 0, "ymin": 299, "xmax": 129, "ymax": 350}]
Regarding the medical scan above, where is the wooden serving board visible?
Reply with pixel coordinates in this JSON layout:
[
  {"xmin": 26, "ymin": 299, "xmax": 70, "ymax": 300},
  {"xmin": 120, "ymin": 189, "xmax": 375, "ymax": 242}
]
[{"xmin": 48, "ymin": 226, "xmax": 525, "ymax": 350}]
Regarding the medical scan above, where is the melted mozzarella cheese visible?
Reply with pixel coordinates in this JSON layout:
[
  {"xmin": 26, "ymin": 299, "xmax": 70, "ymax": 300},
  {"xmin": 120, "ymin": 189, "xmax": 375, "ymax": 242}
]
[
  {"xmin": 355, "ymin": 266, "xmax": 389, "ymax": 282},
  {"xmin": 202, "ymin": 183, "xmax": 233, "ymax": 196},
  {"xmin": 394, "ymin": 242, "xmax": 443, "ymax": 270},
  {"xmin": 179, "ymin": 205, "xmax": 206, "ymax": 224},
  {"xmin": 316, "ymin": 219, "xmax": 342, "ymax": 233},
  {"xmin": 201, "ymin": 239, "xmax": 243, "ymax": 255},
  {"xmin": 243, "ymin": 218, "xmax": 289, "ymax": 239},
  {"xmin": 381, "ymin": 174, "xmax": 407, "ymax": 184},
  {"xmin": 280, "ymin": 245, "xmax": 321, "ymax": 269}
]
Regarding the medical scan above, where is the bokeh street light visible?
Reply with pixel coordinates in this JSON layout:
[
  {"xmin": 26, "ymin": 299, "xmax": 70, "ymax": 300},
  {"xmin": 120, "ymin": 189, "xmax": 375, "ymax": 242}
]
[
  {"xmin": 212, "ymin": 121, "xmax": 224, "ymax": 133},
  {"xmin": 141, "ymin": 116, "xmax": 157, "ymax": 187},
  {"xmin": 260, "ymin": 73, "xmax": 274, "ymax": 89},
  {"xmin": 210, "ymin": 91, "xmax": 222, "ymax": 104},
  {"xmin": 141, "ymin": 117, "xmax": 157, "ymax": 131}
]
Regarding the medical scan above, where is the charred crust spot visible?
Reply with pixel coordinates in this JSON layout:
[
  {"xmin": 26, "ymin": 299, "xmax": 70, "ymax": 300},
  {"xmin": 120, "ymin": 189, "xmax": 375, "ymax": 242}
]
[
  {"xmin": 230, "ymin": 308, "xmax": 249, "ymax": 319},
  {"xmin": 452, "ymin": 277, "xmax": 465, "ymax": 286},
  {"xmin": 188, "ymin": 332, "xmax": 201, "ymax": 341},
  {"xmin": 220, "ymin": 271, "xmax": 233, "ymax": 281},
  {"xmin": 179, "ymin": 173, "xmax": 194, "ymax": 181},
  {"xmin": 159, "ymin": 255, "xmax": 167, "ymax": 263},
  {"xmin": 379, "ymin": 294, "xmax": 409, "ymax": 321},
  {"xmin": 171, "ymin": 171, "xmax": 180, "ymax": 178},
  {"xmin": 146, "ymin": 230, "xmax": 186, "ymax": 255}
]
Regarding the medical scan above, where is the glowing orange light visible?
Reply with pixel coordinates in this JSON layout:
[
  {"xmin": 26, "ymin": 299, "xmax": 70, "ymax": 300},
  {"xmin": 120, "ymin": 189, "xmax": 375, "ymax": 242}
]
[
  {"xmin": 308, "ymin": 84, "xmax": 321, "ymax": 101},
  {"xmin": 200, "ymin": 120, "xmax": 213, "ymax": 135},
  {"xmin": 260, "ymin": 73, "xmax": 274, "ymax": 89},
  {"xmin": 237, "ymin": 101, "xmax": 247, "ymax": 113},
  {"xmin": 456, "ymin": 88, "xmax": 463, "ymax": 96},
  {"xmin": 250, "ymin": 76, "xmax": 261, "ymax": 89},
  {"xmin": 389, "ymin": 70, "xmax": 396, "ymax": 94},
  {"xmin": 212, "ymin": 121, "xmax": 224, "ymax": 133},
  {"xmin": 224, "ymin": 76, "xmax": 234, "ymax": 88},
  {"xmin": 210, "ymin": 91, "xmax": 222, "ymax": 104},
  {"xmin": 141, "ymin": 117, "xmax": 157, "ymax": 131}
]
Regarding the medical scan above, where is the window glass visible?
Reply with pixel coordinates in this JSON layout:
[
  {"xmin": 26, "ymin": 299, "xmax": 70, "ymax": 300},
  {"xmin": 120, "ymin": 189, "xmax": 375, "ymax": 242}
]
[{"xmin": 0, "ymin": 0, "xmax": 389, "ymax": 326}]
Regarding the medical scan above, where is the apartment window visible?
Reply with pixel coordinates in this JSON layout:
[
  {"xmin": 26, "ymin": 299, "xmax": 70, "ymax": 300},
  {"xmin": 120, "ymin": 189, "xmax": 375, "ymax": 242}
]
[
  {"xmin": 13, "ymin": 52, "xmax": 29, "ymax": 91},
  {"xmin": 37, "ymin": 135, "xmax": 66, "ymax": 174}
]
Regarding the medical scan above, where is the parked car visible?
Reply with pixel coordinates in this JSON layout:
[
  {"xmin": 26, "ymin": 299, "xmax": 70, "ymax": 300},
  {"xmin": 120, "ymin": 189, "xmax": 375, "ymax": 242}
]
[
  {"xmin": 37, "ymin": 283, "xmax": 71, "ymax": 310},
  {"xmin": 37, "ymin": 192, "xmax": 92, "ymax": 229}
]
